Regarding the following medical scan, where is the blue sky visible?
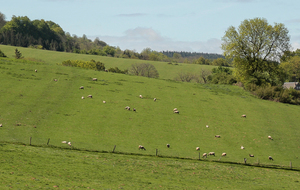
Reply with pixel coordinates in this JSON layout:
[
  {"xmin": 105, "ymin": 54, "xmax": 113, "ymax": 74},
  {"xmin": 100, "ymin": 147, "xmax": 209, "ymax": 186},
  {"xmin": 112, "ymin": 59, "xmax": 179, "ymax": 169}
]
[{"xmin": 1, "ymin": 0, "xmax": 300, "ymax": 54}]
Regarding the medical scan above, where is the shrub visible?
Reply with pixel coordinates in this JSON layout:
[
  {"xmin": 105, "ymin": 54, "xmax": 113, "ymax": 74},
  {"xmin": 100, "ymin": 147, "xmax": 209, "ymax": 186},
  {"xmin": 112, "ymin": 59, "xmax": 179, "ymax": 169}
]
[
  {"xmin": 61, "ymin": 59, "xmax": 105, "ymax": 71},
  {"xmin": 108, "ymin": 67, "xmax": 128, "ymax": 74},
  {"xmin": 0, "ymin": 49, "xmax": 7, "ymax": 57}
]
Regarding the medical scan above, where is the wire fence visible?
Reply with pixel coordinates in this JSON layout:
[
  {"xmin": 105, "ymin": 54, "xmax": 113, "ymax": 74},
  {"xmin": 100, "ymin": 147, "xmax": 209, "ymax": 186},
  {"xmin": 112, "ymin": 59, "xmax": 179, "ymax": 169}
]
[{"xmin": 1, "ymin": 136, "xmax": 299, "ymax": 172}]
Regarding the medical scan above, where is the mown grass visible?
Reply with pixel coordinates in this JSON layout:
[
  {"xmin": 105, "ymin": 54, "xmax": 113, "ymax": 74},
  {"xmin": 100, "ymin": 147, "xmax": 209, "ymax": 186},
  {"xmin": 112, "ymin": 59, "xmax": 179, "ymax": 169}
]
[
  {"xmin": 0, "ymin": 46, "xmax": 300, "ymax": 188},
  {"xmin": 1, "ymin": 143, "xmax": 300, "ymax": 189}
]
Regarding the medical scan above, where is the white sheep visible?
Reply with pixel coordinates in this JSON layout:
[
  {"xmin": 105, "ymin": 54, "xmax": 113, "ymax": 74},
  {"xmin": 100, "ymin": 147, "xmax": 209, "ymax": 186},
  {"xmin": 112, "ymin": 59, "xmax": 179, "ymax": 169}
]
[
  {"xmin": 241, "ymin": 146, "xmax": 245, "ymax": 149},
  {"xmin": 268, "ymin": 135, "xmax": 273, "ymax": 140},
  {"xmin": 79, "ymin": 86, "xmax": 84, "ymax": 89},
  {"xmin": 139, "ymin": 95, "xmax": 143, "ymax": 98},
  {"xmin": 92, "ymin": 78, "xmax": 97, "ymax": 81},
  {"xmin": 222, "ymin": 153, "xmax": 226, "ymax": 157},
  {"xmin": 206, "ymin": 125, "xmax": 209, "ymax": 128},
  {"xmin": 87, "ymin": 95, "xmax": 92, "ymax": 98},
  {"xmin": 215, "ymin": 135, "xmax": 221, "ymax": 138},
  {"xmin": 61, "ymin": 141, "xmax": 67, "ymax": 144},
  {"xmin": 166, "ymin": 144, "xmax": 170, "ymax": 148},
  {"xmin": 67, "ymin": 142, "xmax": 72, "ymax": 146},
  {"xmin": 209, "ymin": 152, "xmax": 215, "ymax": 156},
  {"xmin": 0, "ymin": 123, "xmax": 2, "ymax": 127},
  {"xmin": 173, "ymin": 108, "xmax": 178, "ymax": 111},
  {"xmin": 125, "ymin": 106, "xmax": 130, "ymax": 111},
  {"xmin": 133, "ymin": 108, "xmax": 136, "ymax": 112},
  {"xmin": 196, "ymin": 147, "xmax": 200, "ymax": 151},
  {"xmin": 202, "ymin": 153, "xmax": 207, "ymax": 158},
  {"xmin": 153, "ymin": 98, "xmax": 156, "ymax": 101},
  {"xmin": 249, "ymin": 154, "xmax": 254, "ymax": 157},
  {"xmin": 81, "ymin": 96, "xmax": 85, "ymax": 99},
  {"xmin": 174, "ymin": 110, "xmax": 179, "ymax": 114},
  {"xmin": 241, "ymin": 114, "xmax": 246, "ymax": 118},
  {"xmin": 35, "ymin": 69, "xmax": 37, "ymax": 72},
  {"xmin": 138, "ymin": 145, "xmax": 146, "ymax": 150},
  {"xmin": 103, "ymin": 101, "xmax": 106, "ymax": 103},
  {"xmin": 54, "ymin": 79, "xmax": 57, "ymax": 82}
]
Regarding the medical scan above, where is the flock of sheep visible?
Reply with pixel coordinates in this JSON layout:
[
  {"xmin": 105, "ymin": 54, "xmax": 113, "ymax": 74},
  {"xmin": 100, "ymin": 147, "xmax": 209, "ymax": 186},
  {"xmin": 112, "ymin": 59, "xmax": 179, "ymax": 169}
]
[
  {"xmin": 57, "ymin": 76, "xmax": 276, "ymax": 162},
  {"xmin": 138, "ymin": 116, "xmax": 275, "ymax": 162}
]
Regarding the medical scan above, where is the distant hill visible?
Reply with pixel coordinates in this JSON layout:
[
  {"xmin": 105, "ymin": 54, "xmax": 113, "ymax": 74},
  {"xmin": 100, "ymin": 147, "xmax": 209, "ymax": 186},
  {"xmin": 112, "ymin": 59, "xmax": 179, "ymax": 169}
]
[{"xmin": 161, "ymin": 51, "xmax": 225, "ymax": 60}]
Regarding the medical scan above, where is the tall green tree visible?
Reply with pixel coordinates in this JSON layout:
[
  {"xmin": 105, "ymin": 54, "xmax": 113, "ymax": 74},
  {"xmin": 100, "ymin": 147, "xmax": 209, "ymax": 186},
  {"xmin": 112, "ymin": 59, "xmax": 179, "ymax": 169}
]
[
  {"xmin": 280, "ymin": 56, "xmax": 300, "ymax": 82},
  {"xmin": 222, "ymin": 18, "xmax": 290, "ymax": 86},
  {"xmin": 0, "ymin": 12, "xmax": 6, "ymax": 30}
]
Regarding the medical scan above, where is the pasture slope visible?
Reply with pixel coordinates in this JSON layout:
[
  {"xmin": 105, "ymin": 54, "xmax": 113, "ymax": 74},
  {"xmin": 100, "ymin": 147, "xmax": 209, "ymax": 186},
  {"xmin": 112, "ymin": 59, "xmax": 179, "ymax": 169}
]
[
  {"xmin": 0, "ymin": 45, "xmax": 214, "ymax": 81},
  {"xmin": 0, "ymin": 45, "xmax": 300, "ymax": 189}
]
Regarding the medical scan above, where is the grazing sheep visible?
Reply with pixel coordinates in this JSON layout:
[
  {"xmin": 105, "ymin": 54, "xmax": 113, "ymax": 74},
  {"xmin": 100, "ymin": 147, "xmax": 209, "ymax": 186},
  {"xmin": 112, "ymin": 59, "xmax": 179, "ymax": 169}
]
[
  {"xmin": 87, "ymin": 95, "xmax": 92, "ymax": 98},
  {"xmin": 241, "ymin": 146, "xmax": 245, "ymax": 149},
  {"xmin": 196, "ymin": 147, "xmax": 200, "ymax": 151},
  {"xmin": 81, "ymin": 96, "xmax": 85, "ymax": 99},
  {"xmin": 268, "ymin": 156, "xmax": 274, "ymax": 161},
  {"xmin": 92, "ymin": 78, "xmax": 97, "ymax": 81},
  {"xmin": 79, "ymin": 86, "xmax": 84, "ymax": 89},
  {"xmin": 222, "ymin": 153, "xmax": 227, "ymax": 157},
  {"xmin": 0, "ymin": 124, "xmax": 2, "ymax": 127},
  {"xmin": 268, "ymin": 135, "xmax": 273, "ymax": 140},
  {"xmin": 138, "ymin": 145, "xmax": 146, "ymax": 150},
  {"xmin": 35, "ymin": 69, "xmax": 37, "ymax": 72},
  {"xmin": 105, "ymin": 69, "xmax": 108, "ymax": 72},
  {"xmin": 153, "ymin": 98, "xmax": 156, "ymax": 101},
  {"xmin": 54, "ymin": 79, "xmax": 57, "ymax": 82},
  {"xmin": 174, "ymin": 110, "xmax": 179, "ymax": 114},
  {"xmin": 241, "ymin": 114, "xmax": 246, "ymax": 118},
  {"xmin": 125, "ymin": 106, "xmax": 130, "ymax": 111},
  {"xmin": 67, "ymin": 142, "xmax": 72, "ymax": 146},
  {"xmin": 139, "ymin": 95, "xmax": 143, "ymax": 98},
  {"xmin": 166, "ymin": 144, "xmax": 170, "ymax": 148},
  {"xmin": 206, "ymin": 125, "xmax": 209, "ymax": 128},
  {"xmin": 202, "ymin": 153, "xmax": 207, "ymax": 158},
  {"xmin": 61, "ymin": 141, "xmax": 67, "ymax": 144},
  {"xmin": 103, "ymin": 101, "xmax": 106, "ymax": 104},
  {"xmin": 133, "ymin": 108, "xmax": 136, "ymax": 112},
  {"xmin": 249, "ymin": 154, "xmax": 254, "ymax": 157},
  {"xmin": 173, "ymin": 108, "xmax": 178, "ymax": 111},
  {"xmin": 209, "ymin": 152, "xmax": 215, "ymax": 156},
  {"xmin": 215, "ymin": 135, "xmax": 221, "ymax": 138}
]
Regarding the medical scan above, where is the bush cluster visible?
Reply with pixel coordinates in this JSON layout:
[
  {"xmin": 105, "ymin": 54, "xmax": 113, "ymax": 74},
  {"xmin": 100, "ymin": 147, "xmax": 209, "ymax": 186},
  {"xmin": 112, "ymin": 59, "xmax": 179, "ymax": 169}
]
[
  {"xmin": 247, "ymin": 84, "xmax": 300, "ymax": 105},
  {"xmin": 108, "ymin": 67, "xmax": 128, "ymax": 74},
  {"xmin": 61, "ymin": 59, "xmax": 105, "ymax": 71}
]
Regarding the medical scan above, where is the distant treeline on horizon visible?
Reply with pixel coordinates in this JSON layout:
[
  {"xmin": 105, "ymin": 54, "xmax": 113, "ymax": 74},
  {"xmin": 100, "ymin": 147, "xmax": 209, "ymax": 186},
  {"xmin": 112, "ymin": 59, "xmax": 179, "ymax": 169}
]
[{"xmin": 0, "ymin": 13, "xmax": 229, "ymax": 66}]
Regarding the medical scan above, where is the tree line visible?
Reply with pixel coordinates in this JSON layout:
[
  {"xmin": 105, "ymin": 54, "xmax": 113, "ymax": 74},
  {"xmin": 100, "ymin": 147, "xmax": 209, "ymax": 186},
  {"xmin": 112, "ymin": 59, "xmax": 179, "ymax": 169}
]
[{"xmin": 0, "ymin": 12, "xmax": 227, "ymax": 66}]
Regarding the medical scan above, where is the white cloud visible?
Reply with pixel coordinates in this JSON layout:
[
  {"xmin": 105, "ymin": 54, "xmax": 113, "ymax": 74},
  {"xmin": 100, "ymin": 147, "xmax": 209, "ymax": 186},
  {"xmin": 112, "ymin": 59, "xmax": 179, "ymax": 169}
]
[{"xmin": 89, "ymin": 27, "xmax": 223, "ymax": 54}]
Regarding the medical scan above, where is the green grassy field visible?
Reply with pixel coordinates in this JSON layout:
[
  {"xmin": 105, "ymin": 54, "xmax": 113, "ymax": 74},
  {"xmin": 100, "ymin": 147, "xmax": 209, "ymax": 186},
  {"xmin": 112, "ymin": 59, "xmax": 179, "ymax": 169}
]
[
  {"xmin": 1, "ymin": 143, "xmax": 299, "ymax": 189},
  {"xmin": 0, "ymin": 44, "xmax": 214, "ymax": 81},
  {"xmin": 0, "ymin": 45, "xmax": 300, "ymax": 188}
]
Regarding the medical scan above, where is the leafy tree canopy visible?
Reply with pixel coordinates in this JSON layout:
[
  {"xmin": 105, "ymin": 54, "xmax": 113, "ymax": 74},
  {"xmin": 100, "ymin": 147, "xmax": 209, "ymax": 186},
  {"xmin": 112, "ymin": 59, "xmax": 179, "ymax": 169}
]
[{"xmin": 222, "ymin": 18, "xmax": 290, "ymax": 86}]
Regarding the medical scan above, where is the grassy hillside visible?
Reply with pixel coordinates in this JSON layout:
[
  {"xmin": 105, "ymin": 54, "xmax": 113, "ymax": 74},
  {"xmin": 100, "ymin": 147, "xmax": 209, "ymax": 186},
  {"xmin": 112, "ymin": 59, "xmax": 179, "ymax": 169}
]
[
  {"xmin": 0, "ymin": 52, "xmax": 299, "ymax": 169},
  {"xmin": 1, "ymin": 46, "xmax": 300, "ymax": 188},
  {"xmin": 0, "ymin": 44, "xmax": 215, "ymax": 81}
]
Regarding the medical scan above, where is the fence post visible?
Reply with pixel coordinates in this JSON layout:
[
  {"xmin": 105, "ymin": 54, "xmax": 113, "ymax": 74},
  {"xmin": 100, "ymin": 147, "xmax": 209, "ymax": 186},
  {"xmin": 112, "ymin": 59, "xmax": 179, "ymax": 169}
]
[
  {"xmin": 199, "ymin": 152, "xmax": 200, "ymax": 160},
  {"xmin": 112, "ymin": 145, "xmax": 116, "ymax": 153},
  {"xmin": 290, "ymin": 161, "xmax": 292, "ymax": 169},
  {"xmin": 47, "ymin": 138, "xmax": 50, "ymax": 145},
  {"xmin": 156, "ymin": 149, "xmax": 158, "ymax": 156},
  {"xmin": 30, "ymin": 137, "xmax": 32, "ymax": 145},
  {"xmin": 244, "ymin": 158, "xmax": 247, "ymax": 164}
]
